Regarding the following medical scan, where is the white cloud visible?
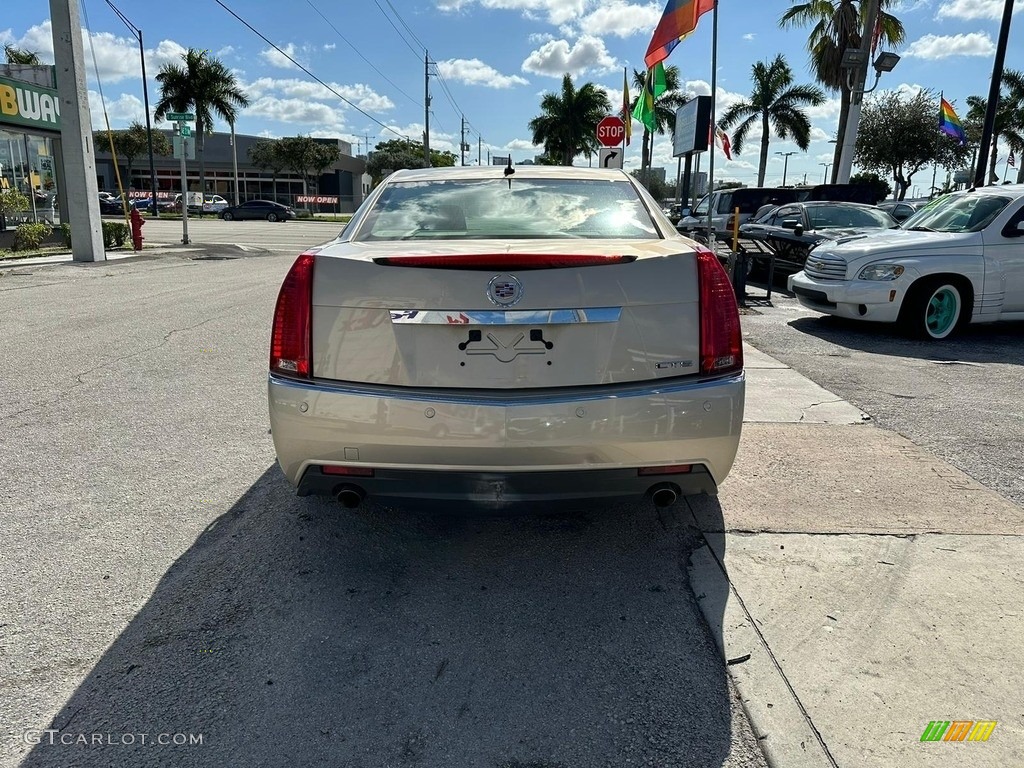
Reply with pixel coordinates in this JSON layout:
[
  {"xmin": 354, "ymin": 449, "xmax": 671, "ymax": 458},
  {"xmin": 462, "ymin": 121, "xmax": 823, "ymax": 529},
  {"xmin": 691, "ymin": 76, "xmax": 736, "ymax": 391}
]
[
  {"xmin": 259, "ymin": 43, "xmax": 299, "ymax": 70},
  {"xmin": 522, "ymin": 35, "xmax": 617, "ymax": 77},
  {"xmin": 804, "ymin": 96, "xmax": 843, "ymax": 122},
  {"xmin": 437, "ymin": 58, "xmax": 529, "ymax": 88},
  {"xmin": 742, "ymin": 33, "xmax": 756, "ymax": 42},
  {"xmin": 2, "ymin": 19, "xmax": 187, "ymax": 84},
  {"xmin": 506, "ymin": 138, "xmax": 542, "ymax": 150},
  {"xmin": 87, "ymin": 91, "xmax": 147, "ymax": 130},
  {"xmin": 216, "ymin": 45, "xmax": 236, "ymax": 58},
  {"xmin": 579, "ymin": 2, "xmax": 663, "ymax": 38},
  {"xmin": 936, "ymin": 0, "xmax": 1021, "ymax": 19},
  {"xmin": 682, "ymin": 79, "xmax": 746, "ymax": 115},
  {"xmin": 247, "ymin": 96, "xmax": 346, "ymax": 128},
  {"xmin": 437, "ymin": 0, "xmax": 588, "ymax": 26},
  {"xmin": 239, "ymin": 78, "xmax": 394, "ymax": 112},
  {"xmin": 809, "ymin": 127, "xmax": 832, "ymax": 142},
  {"xmin": 904, "ymin": 32, "xmax": 995, "ymax": 59}
]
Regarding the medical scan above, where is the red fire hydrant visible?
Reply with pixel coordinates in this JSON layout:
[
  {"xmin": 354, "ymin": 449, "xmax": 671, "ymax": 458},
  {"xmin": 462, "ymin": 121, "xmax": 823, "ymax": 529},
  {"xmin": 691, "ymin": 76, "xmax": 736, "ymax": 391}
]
[{"xmin": 130, "ymin": 207, "xmax": 144, "ymax": 251}]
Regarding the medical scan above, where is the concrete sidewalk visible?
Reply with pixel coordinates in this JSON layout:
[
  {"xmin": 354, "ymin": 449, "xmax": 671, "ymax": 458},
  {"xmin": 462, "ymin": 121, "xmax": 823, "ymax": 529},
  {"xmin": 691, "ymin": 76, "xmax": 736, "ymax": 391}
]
[{"xmin": 686, "ymin": 343, "xmax": 1024, "ymax": 767}]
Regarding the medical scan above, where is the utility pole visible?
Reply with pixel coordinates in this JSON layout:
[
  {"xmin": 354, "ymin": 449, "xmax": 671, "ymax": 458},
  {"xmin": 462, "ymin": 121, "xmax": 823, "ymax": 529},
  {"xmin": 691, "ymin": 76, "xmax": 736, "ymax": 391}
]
[
  {"xmin": 424, "ymin": 51, "xmax": 432, "ymax": 167},
  {"xmin": 975, "ymin": 0, "xmax": 1015, "ymax": 187},
  {"xmin": 837, "ymin": 0, "xmax": 880, "ymax": 183},
  {"xmin": 50, "ymin": 0, "xmax": 105, "ymax": 261},
  {"xmin": 460, "ymin": 115, "xmax": 466, "ymax": 166},
  {"xmin": 478, "ymin": 136, "xmax": 482, "ymax": 166}
]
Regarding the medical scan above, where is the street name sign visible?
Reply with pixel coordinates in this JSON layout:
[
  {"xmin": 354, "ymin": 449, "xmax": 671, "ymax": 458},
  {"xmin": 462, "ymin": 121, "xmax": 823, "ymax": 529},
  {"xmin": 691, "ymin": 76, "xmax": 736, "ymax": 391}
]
[{"xmin": 166, "ymin": 112, "xmax": 194, "ymax": 121}]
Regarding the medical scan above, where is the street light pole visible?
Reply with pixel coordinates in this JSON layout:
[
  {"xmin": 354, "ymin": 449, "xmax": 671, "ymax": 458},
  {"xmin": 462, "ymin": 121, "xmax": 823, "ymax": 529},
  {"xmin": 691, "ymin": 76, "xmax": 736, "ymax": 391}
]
[
  {"xmin": 105, "ymin": 0, "xmax": 158, "ymax": 217},
  {"xmin": 230, "ymin": 120, "xmax": 239, "ymax": 205},
  {"xmin": 776, "ymin": 151, "xmax": 796, "ymax": 186},
  {"xmin": 820, "ymin": 162, "xmax": 832, "ymax": 183}
]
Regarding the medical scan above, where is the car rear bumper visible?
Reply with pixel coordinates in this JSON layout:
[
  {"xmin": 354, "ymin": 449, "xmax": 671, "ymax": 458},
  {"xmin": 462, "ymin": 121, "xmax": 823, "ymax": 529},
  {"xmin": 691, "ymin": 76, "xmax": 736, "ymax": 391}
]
[
  {"xmin": 788, "ymin": 271, "xmax": 904, "ymax": 322},
  {"xmin": 268, "ymin": 372, "xmax": 744, "ymax": 501}
]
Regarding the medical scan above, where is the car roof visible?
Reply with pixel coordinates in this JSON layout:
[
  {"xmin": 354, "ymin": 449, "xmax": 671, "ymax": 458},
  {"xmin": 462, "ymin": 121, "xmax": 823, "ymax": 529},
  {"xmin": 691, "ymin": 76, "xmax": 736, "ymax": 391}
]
[{"xmin": 386, "ymin": 166, "xmax": 631, "ymax": 182}]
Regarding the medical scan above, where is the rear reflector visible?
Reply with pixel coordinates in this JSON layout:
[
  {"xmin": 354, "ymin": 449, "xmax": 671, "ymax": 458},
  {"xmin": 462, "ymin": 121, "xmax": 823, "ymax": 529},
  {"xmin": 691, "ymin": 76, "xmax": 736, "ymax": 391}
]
[
  {"xmin": 270, "ymin": 252, "xmax": 315, "ymax": 378},
  {"xmin": 321, "ymin": 465, "xmax": 375, "ymax": 477},
  {"xmin": 696, "ymin": 246, "xmax": 743, "ymax": 376},
  {"xmin": 372, "ymin": 254, "xmax": 636, "ymax": 270},
  {"xmin": 638, "ymin": 464, "xmax": 693, "ymax": 476}
]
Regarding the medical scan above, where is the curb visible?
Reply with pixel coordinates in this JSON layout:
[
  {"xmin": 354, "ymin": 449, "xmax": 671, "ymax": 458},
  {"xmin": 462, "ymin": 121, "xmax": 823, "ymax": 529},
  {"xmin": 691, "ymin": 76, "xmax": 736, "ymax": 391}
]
[{"xmin": 688, "ymin": 537, "xmax": 837, "ymax": 768}]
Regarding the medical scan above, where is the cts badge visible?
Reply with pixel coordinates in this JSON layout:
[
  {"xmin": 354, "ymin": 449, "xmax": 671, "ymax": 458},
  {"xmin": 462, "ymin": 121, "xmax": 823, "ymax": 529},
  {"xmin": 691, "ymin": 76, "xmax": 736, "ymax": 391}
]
[{"xmin": 487, "ymin": 274, "xmax": 523, "ymax": 307}]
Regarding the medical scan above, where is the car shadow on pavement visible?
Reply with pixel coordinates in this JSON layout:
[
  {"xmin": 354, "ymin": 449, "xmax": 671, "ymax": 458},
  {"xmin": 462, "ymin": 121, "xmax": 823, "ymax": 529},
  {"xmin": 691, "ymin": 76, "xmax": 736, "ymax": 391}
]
[
  {"xmin": 788, "ymin": 316, "xmax": 1024, "ymax": 365},
  {"xmin": 20, "ymin": 469, "xmax": 740, "ymax": 768}
]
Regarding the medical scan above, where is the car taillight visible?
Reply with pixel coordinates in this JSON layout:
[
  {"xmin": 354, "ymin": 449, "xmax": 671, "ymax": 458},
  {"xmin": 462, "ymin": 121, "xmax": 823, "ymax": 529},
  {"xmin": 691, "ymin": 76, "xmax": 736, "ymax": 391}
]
[
  {"xmin": 372, "ymin": 254, "xmax": 636, "ymax": 270},
  {"xmin": 270, "ymin": 252, "xmax": 315, "ymax": 377},
  {"xmin": 696, "ymin": 246, "xmax": 743, "ymax": 376}
]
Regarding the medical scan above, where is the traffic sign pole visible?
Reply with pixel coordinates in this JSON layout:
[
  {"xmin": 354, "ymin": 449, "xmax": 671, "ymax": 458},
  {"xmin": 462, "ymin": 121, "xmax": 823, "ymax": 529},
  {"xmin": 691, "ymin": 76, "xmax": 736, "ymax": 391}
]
[{"xmin": 177, "ymin": 119, "xmax": 190, "ymax": 244}]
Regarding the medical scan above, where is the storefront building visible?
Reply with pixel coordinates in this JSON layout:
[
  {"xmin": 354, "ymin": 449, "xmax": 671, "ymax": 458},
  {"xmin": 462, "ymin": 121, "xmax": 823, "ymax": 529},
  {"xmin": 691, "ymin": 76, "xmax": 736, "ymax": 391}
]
[
  {"xmin": 93, "ymin": 131, "xmax": 369, "ymax": 213},
  {"xmin": 0, "ymin": 64, "xmax": 63, "ymax": 226}
]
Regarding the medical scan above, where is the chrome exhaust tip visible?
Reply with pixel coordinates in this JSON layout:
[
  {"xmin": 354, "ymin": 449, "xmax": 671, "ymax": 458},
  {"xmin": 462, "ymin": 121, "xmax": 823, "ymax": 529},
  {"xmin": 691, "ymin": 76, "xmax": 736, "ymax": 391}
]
[
  {"xmin": 650, "ymin": 484, "xmax": 679, "ymax": 508},
  {"xmin": 336, "ymin": 485, "xmax": 366, "ymax": 509}
]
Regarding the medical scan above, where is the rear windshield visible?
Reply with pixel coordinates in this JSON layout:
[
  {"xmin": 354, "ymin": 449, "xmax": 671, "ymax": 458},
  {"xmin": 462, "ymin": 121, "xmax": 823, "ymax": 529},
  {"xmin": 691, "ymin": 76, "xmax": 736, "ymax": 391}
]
[
  {"xmin": 353, "ymin": 179, "xmax": 659, "ymax": 241},
  {"xmin": 807, "ymin": 205, "xmax": 895, "ymax": 229}
]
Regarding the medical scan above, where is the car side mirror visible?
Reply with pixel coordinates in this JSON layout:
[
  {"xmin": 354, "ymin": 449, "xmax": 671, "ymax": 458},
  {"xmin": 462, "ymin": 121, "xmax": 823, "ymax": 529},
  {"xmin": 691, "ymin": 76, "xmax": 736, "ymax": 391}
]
[
  {"xmin": 1004, "ymin": 220, "xmax": 1024, "ymax": 237},
  {"xmin": 794, "ymin": 224, "xmax": 804, "ymax": 236}
]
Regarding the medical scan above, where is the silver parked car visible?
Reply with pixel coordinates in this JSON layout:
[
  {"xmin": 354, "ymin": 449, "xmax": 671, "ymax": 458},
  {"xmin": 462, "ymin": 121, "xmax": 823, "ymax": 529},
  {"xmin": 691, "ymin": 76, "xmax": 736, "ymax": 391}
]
[{"xmin": 268, "ymin": 166, "xmax": 745, "ymax": 509}]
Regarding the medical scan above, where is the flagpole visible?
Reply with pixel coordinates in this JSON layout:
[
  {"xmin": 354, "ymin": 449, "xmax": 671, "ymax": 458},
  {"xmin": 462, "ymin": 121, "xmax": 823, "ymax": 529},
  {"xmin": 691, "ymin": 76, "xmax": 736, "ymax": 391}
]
[
  {"xmin": 932, "ymin": 91, "xmax": 941, "ymax": 197},
  {"xmin": 705, "ymin": 0, "xmax": 719, "ymax": 245},
  {"xmin": 622, "ymin": 66, "xmax": 628, "ymax": 164}
]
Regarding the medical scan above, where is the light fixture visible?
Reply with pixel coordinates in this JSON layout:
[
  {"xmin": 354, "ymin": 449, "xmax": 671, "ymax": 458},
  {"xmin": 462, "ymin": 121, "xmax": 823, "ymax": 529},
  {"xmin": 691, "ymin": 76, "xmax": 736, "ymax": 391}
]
[
  {"xmin": 841, "ymin": 49, "xmax": 867, "ymax": 69},
  {"xmin": 873, "ymin": 51, "xmax": 901, "ymax": 73}
]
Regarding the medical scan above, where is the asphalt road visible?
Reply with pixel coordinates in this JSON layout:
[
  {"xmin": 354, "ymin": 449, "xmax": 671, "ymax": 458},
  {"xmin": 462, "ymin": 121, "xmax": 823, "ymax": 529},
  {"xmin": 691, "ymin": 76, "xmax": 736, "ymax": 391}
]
[
  {"xmin": 739, "ymin": 289, "xmax": 1024, "ymax": 508},
  {"xmin": 0, "ymin": 244, "xmax": 766, "ymax": 768},
  {"xmin": 139, "ymin": 216, "xmax": 348, "ymax": 252}
]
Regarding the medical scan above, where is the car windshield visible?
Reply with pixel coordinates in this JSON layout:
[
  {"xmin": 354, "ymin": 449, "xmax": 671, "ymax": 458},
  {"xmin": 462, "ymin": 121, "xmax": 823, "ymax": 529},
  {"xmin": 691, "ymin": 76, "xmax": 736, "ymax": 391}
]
[
  {"xmin": 902, "ymin": 194, "xmax": 1012, "ymax": 233},
  {"xmin": 807, "ymin": 205, "xmax": 895, "ymax": 230},
  {"xmin": 354, "ymin": 178, "xmax": 659, "ymax": 241}
]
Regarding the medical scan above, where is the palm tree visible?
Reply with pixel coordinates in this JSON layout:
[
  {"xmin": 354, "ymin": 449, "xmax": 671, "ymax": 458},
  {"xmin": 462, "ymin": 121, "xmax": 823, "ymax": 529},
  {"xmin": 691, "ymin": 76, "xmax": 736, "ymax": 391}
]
[
  {"xmin": 968, "ymin": 70, "xmax": 1024, "ymax": 184},
  {"xmin": 4, "ymin": 44, "xmax": 41, "ymax": 65},
  {"xmin": 529, "ymin": 74, "xmax": 612, "ymax": 166},
  {"xmin": 780, "ymin": 0, "xmax": 905, "ymax": 182},
  {"xmin": 719, "ymin": 54, "xmax": 826, "ymax": 186},
  {"xmin": 154, "ymin": 49, "xmax": 249, "ymax": 202},
  {"xmin": 628, "ymin": 65, "xmax": 689, "ymax": 173}
]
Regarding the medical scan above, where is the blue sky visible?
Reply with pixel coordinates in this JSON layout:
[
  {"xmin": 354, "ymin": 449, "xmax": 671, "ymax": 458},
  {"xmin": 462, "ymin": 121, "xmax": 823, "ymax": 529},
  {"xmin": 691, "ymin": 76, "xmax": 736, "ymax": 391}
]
[{"xmin": 3, "ymin": 0, "xmax": 1022, "ymax": 191}]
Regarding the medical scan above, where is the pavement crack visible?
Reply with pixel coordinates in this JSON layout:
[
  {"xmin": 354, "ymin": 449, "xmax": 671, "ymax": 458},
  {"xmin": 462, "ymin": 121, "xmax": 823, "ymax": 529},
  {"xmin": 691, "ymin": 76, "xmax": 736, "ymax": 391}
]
[{"xmin": 1, "ymin": 313, "xmax": 228, "ymax": 422}]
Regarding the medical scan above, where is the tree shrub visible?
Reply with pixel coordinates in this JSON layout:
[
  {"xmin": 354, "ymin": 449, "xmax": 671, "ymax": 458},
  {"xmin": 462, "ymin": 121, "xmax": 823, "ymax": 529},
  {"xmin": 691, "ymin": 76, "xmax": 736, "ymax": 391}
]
[
  {"xmin": 13, "ymin": 222, "xmax": 52, "ymax": 251},
  {"xmin": 101, "ymin": 221, "xmax": 129, "ymax": 248},
  {"xmin": 59, "ymin": 223, "xmax": 72, "ymax": 248}
]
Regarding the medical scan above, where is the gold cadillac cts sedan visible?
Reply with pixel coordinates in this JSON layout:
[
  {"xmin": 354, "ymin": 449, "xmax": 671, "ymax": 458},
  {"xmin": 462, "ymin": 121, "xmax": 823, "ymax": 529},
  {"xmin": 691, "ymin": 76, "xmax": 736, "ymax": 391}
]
[{"xmin": 268, "ymin": 166, "xmax": 744, "ymax": 509}]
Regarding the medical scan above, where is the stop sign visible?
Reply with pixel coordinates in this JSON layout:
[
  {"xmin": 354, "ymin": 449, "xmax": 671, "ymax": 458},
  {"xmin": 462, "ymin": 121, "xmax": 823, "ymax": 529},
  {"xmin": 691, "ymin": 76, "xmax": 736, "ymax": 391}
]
[{"xmin": 596, "ymin": 115, "xmax": 626, "ymax": 147}]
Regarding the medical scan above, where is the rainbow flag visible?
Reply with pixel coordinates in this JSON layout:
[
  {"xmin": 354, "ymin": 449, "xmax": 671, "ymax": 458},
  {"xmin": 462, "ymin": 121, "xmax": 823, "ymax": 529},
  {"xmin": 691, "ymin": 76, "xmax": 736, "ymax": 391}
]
[
  {"xmin": 645, "ymin": 0, "xmax": 715, "ymax": 68},
  {"xmin": 940, "ymin": 98, "xmax": 967, "ymax": 145}
]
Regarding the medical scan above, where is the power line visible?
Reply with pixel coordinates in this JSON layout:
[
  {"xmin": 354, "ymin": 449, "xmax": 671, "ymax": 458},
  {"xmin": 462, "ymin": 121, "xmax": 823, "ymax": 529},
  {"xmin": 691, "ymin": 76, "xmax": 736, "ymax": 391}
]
[
  {"xmin": 304, "ymin": 0, "xmax": 418, "ymax": 107},
  {"xmin": 214, "ymin": 1, "xmax": 410, "ymax": 142},
  {"xmin": 383, "ymin": 0, "xmax": 427, "ymax": 52},
  {"xmin": 372, "ymin": 0, "xmax": 423, "ymax": 58}
]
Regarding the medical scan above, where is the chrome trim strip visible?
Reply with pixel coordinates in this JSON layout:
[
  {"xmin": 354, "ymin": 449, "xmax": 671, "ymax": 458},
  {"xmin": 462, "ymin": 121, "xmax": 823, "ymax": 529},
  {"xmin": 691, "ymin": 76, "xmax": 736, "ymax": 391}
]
[
  {"xmin": 389, "ymin": 307, "xmax": 622, "ymax": 325},
  {"xmin": 270, "ymin": 370, "xmax": 744, "ymax": 406}
]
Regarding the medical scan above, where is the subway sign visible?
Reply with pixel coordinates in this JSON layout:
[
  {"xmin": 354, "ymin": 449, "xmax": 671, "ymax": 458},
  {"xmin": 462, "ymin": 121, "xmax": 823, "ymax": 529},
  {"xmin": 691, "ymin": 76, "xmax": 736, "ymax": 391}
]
[{"xmin": 0, "ymin": 75, "xmax": 61, "ymax": 131}]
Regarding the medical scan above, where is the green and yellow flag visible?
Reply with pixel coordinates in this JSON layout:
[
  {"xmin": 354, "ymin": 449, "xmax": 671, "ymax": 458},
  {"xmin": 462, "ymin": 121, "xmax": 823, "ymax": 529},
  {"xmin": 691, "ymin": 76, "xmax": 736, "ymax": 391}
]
[{"xmin": 632, "ymin": 62, "xmax": 667, "ymax": 133}]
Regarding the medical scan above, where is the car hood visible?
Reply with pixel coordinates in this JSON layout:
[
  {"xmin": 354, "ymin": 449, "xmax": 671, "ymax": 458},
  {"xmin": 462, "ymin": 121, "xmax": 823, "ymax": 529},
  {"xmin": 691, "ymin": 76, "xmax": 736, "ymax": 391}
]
[{"xmin": 810, "ymin": 228, "xmax": 979, "ymax": 263}]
